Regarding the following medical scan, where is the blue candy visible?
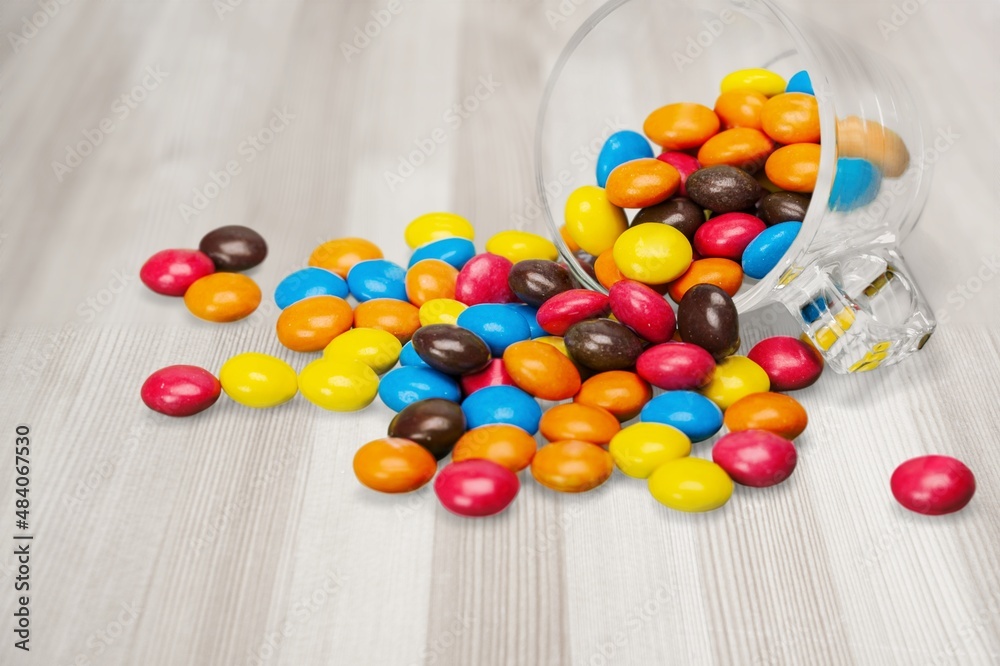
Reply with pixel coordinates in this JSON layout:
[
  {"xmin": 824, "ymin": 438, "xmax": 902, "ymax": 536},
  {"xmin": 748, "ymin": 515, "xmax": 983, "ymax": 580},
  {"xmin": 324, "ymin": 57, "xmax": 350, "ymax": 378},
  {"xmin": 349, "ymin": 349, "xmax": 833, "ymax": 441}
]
[
  {"xmin": 273, "ymin": 267, "xmax": 348, "ymax": 309},
  {"xmin": 508, "ymin": 304, "xmax": 545, "ymax": 339},
  {"xmin": 378, "ymin": 366, "xmax": 460, "ymax": 412},
  {"xmin": 399, "ymin": 341, "xmax": 428, "ymax": 367},
  {"xmin": 829, "ymin": 157, "xmax": 882, "ymax": 211},
  {"xmin": 741, "ymin": 222, "xmax": 802, "ymax": 280},
  {"xmin": 785, "ymin": 70, "xmax": 814, "ymax": 95},
  {"xmin": 346, "ymin": 259, "xmax": 407, "ymax": 302},
  {"xmin": 640, "ymin": 391, "xmax": 723, "ymax": 442},
  {"xmin": 596, "ymin": 130, "xmax": 654, "ymax": 188},
  {"xmin": 456, "ymin": 304, "xmax": 531, "ymax": 355},
  {"xmin": 462, "ymin": 385, "xmax": 542, "ymax": 434},
  {"xmin": 408, "ymin": 237, "xmax": 476, "ymax": 270}
]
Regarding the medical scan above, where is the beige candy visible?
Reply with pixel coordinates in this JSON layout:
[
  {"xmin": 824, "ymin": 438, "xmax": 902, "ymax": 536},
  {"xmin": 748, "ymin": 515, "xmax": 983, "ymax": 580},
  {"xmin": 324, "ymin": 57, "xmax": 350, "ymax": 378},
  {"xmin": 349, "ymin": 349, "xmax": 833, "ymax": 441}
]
[{"xmin": 836, "ymin": 115, "xmax": 910, "ymax": 177}]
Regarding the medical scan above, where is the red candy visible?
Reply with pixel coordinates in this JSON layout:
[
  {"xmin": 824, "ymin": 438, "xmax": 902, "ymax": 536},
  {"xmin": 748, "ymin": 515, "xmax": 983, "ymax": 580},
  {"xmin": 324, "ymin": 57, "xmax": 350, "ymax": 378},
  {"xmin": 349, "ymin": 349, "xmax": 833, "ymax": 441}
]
[
  {"xmin": 635, "ymin": 342, "xmax": 716, "ymax": 390},
  {"xmin": 434, "ymin": 459, "xmax": 520, "ymax": 517},
  {"xmin": 140, "ymin": 364, "xmax": 221, "ymax": 416},
  {"xmin": 656, "ymin": 151, "xmax": 700, "ymax": 197},
  {"xmin": 608, "ymin": 280, "xmax": 676, "ymax": 343},
  {"xmin": 455, "ymin": 253, "xmax": 517, "ymax": 305},
  {"xmin": 712, "ymin": 430, "xmax": 797, "ymax": 487},
  {"xmin": 536, "ymin": 289, "xmax": 611, "ymax": 336},
  {"xmin": 747, "ymin": 336, "xmax": 824, "ymax": 391},
  {"xmin": 693, "ymin": 213, "xmax": 767, "ymax": 261},
  {"xmin": 891, "ymin": 455, "xmax": 976, "ymax": 515},
  {"xmin": 461, "ymin": 358, "xmax": 515, "ymax": 396},
  {"xmin": 140, "ymin": 249, "xmax": 215, "ymax": 297}
]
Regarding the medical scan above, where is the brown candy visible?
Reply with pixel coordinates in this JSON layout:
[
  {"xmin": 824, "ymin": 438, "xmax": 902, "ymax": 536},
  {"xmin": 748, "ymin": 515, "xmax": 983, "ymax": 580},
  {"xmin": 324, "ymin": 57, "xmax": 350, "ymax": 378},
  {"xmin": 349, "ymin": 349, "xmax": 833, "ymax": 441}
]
[
  {"xmin": 387, "ymin": 398, "xmax": 466, "ymax": 460},
  {"xmin": 677, "ymin": 284, "xmax": 740, "ymax": 361},
  {"xmin": 630, "ymin": 197, "xmax": 706, "ymax": 241},
  {"xmin": 564, "ymin": 319, "xmax": 644, "ymax": 372},
  {"xmin": 686, "ymin": 165, "xmax": 762, "ymax": 214},
  {"xmin": 199, "ymin": 225, "xmax": 268, "ymax": 271}
]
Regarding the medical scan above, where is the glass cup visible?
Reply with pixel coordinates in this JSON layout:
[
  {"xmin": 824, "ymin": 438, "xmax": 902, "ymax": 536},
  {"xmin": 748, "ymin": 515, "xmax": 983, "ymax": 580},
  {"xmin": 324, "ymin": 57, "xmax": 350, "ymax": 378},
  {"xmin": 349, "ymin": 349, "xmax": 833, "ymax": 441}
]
[{"xmin": 535, "ymin": 0, "xmax": 936, "ymax": 373}]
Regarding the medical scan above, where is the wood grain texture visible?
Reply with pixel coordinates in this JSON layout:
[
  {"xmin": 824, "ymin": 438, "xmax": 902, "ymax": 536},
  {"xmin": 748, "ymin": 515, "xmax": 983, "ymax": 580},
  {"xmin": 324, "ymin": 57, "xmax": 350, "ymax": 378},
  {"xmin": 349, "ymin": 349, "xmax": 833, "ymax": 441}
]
[{"xmin": 0, "ymin": 1, "xmax": 998, "ymax": 665}]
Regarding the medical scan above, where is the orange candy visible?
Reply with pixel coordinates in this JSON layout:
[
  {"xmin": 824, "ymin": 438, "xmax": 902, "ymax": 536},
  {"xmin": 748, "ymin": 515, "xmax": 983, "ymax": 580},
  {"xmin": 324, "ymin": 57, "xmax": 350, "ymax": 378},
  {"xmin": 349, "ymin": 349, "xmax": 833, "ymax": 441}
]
[
  {"xmin": 697, "ymin": 128, "xmax": 775, "ymax": 173},
  {"xmin": 760, "ymin": 93, "xmax": 821, "ymax": 144},
  {"xmin": 836, "ymin": 115, "xmax": 909, "ymax": 178},
  {"xmin": 276, "ymin": 295, "xmax": 353, "ymax": 352},
  {"xmin": 531, "ymin": 440, "xmax": 614, "ymax": 493},
  {"xmin": 309, "ymin": 238, "xmax": 383, "ymax": 278},
  {"xmin": 643, "ymin": 103, "xmax": 720, "ymax": 151},
  {"xmin": 559, "ymin": 224, "xmax": 581, "ymax": 253},
  {"xmin": 724, "ymin": 392, "xmax": 808, "ymax": 440},
  {"xmin": 605, "ymin": 158, "xmax": 681, "ymax": 209},
  {"xmin": 574, "ymin": 370, "xmax": 653, "ymax": 421},
  {"xmin": 353, "ymin": 437, "xmax": 437, "ymax": 493},
  {"xmin": 595, "ymin": 249, "xmax": 626, "ymax": 290},
  {"xmin": 667, "ymin": 258, "xmax": 743, "ymax": 302},
  {"xmin": 353, "ymin": 298, "xmax": 421, "ymax": 342},
  {"xmin": 503, "ymin": 340, "xmax": 582, "ymax": 401},
  {"xmin": 452, "ymin": 424, "xmax": 538, "ymax": 473},
  {"xmin": 765, "ymin": 143, "xmax": 821, "ymax": 193},
  {"xmin": 539, "ymin": 403, "xmax": 621, "ymax": 445},
  {"xmin": 183, "ymin": 273, "xmax": 262, "ymax": 322},
  {"xmin": 714, "ymin": 89, "xmax": 768, "ymax": 130},
  {"xmin": 405, "ymin": 259, "xmax": 458, "ymax": 306}
]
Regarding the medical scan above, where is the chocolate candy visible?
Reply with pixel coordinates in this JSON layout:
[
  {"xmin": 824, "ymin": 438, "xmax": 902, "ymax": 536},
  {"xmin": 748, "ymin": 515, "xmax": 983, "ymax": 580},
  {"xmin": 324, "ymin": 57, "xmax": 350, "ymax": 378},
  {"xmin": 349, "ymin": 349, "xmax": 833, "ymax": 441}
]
[
  {"xmin": 274, "ymin": 267, "xmax": 349, "ymax": 309},
  {"xmin": 276, "ymin": 295, "xmax": 353, "ymax": 352},
  {"xmin": 140, "ymin": 365, "xmax": 221, "ymax": 416},
  {"xmin": 656, "ymin": 152, "xmax": 700, "ymax": 197},
  {"xmin": 765, "ymin": 143, "xmax": 820, "ymax": 193},
  {"xmin": 724, "ymin": 392, "xmax": 808, "ymax": 440},
  {"xmin": 564, "ymin": 319, "xmax": 644, "ymax": 372},
  {"xmin": 693, "ymin": 212, "xmax": 766, "ymax": 262},
  {"xmin": 411, "ymin": 324, "xmax": 491, "ymax": 376},
  {"xmin": 760, "ymin": 93, "xmax": 820, "ymax": 144},
  {"xmin": 452, "ymin": 424, "xmax": 537, "ymax": 473},
  {"xmin": 461, "ymin": 385, "xmax": 542, "ymax": 434},
  {"xmin": 643, "ymin": 102, "xmax": 720, "ymax": 151},
  {"xmin": 564, "ymin": 186, "xmax": 628, "ymax": 256},
  {"xmin": 309, "ymin": 237, "xmax": 383, "ymax": 278},
  {"xmin": 388, "ymin": 398, "xmax": 467, "ymax": 460},
  {"xmin": 530, "ymin": 440, "xmax": 614, "ymax": 493},
  {"xmin": 507, "ymin": 260, "xmax": 575, "ymax": 307},
  {"xmin": 891, "ymin": 455, "xmax": 976, "ymax": 516},
  {"xmin": 712, "ymin": 430, "xmax": 797, "ymax": 487},
  {"xmin": 697, "ymin": 127, "xmax": 774, "ymax": 173},
  {"xmin": 667, "ymin": 258, "xmax": 743, "ymax": 301},
  {"xmin": 605, "ymin": 158, "xmax": 681, "ymax": 209},
  {"xmin": 757, "ymin": 191, "xmax": 810, "ymax": 226},
  {"xmin": 455, "ymin": 253, "xmax": 517, "ymax": 305},
  {"xmin": 640, "ymin": 390, "xmax": 723, "ymax": 442},
  {"xmin": 347, "ymin": 259, "xmax": 408, "ymax": 302},
  {"xmin": 574, "ymin": 371, "xmax": 652, "ymax": 422},
  {"xmin": 405, "ymin": 259, "xmax": 458, "ymax": 306},
  {"xmin": 829, "ymin": 157, "xmax": 881, "ymax": 211},
  {"xmin": 456, "ymin": 304, "xmax": 531, "ymax": 355},
  {"xmin": 536, "ymin": 289, "xmax": 610, "ymax": 336},
  {"xmin": 700, "ymin": 355, "xmax": 770, "ymax": 410},
  {"xmin": 612, "ymin": 224, "xmax": 693, "ymax": 285},
  {"xmin": 219, "ymin": 352, "xmax": 297, "ymax": 408},
  {"xmin": 408, "ymin": 237, "xmax": 476, "ymax": 270},
  {"xmin": 609, "ymin": 422, "xmax": 691, "ymax": 479},
  {"xmin": 353, "ymin": 298, "xmax": 421, "ymax": 343},
  {"xmin": 486, "ymin": 230, "xmax": 558, "ymax": 263},
  {"xmin": 184, "ymin": 273, "xmax": 262, "ymax": 322},
  {"xmin": 434, "ymin": 459, "xmax": 520, "ymax": 517},
  {"xmin": 503, "ymin": 340, "xmax": 581, "ymax": 401},
  {"xmin": 460, "ymin": 358, "xmax": 515, "ymax": 396},
  {"xmin": 539, "ymin": 403, "xmax": 621, "ymax": 445},
  {"xmin": 677, "ymin": 284, "xmax": 740, "ymax": 361},
  {"xmin": 199, "ymin": 225, "xmax": 267, "ymax": 272},
  {"xmin": 608, "ymin": 280, "xmax": 676, "ymax": 344},
  {"xmin": 686, "ymin": 165, "xmax": 763, "ymax": 214},
  {"xmin": 298, "ymin": 358, "xmax": 380, "ymax": 411},
  {"xmin": 636, "ymin": 341, "xmax": 716, "ymax": 391},
  {"xmin": 596, "ymin": 130, "xmax": 655, "ymax": 188},
  {"xmin": 648, "ymin": 457, "xmax": 733, "ymax": 512},
  {"xmin": 404, "ymin": 212, "xmax": 474, "ymax": 249},
  {"xmin": 747, "ymin": 336, "xmax": 824, "ymax": 391},
  {"xmin": 353, "ymin": 438, "xmax": 437, "ymax": 493},
  {"xmin": 140, "ymin": 249, "xmax": 215, "ymax": 297},
  {"xmin": 378, "ymin": 366, "xmax": 461, "ymax": 412},
  {"xmin": 630, "ymin": 197, "xmax": 705, "ymax": 241},
  {"xmin": 742, "ymin": 221, "xmax": 801, "ymax": 279}
]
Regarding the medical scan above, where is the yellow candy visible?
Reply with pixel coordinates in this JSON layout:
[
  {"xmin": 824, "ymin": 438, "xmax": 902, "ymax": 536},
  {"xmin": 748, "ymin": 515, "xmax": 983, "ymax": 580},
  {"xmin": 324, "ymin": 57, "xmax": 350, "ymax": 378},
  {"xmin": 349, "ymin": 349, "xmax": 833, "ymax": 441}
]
[
  {"xmin": 418, "ymin": 298, "xmax": 467, "ymax": 326},
  {"xmin": 323, "ymin": 327, "xmax": 402, "ymax": 374},
  {"xmin": 699, "ymin": 355, "xmax": 770, "ymax": 410},
  {"xmin": 219, "ymin": 352, "xmax": 298, "ymax": 408},
  {"xmin": 612, "ymin": 224, "xmax": 693, "ymax": 284},
  {"xmin": 609, "ymin": 423, "xmax": 691, "ymax": 479},
  {"xmin": 720, "ymin": 68, "xmax": 787, "ymax": 97},
  {"xmin": 535, "ymin": 335, "xmax": 569, "ymax": 357},
  {"xmin": 404, "ymin": 212, "xmax": 474, "ymax": 249},
  {"xmin": 298, "ymin": 358, "xmax": 379, "ymax": 411},
  {"xmin": 564, "ymin": 185, "xmax": 628, "ymax": 256},
  {"xmin": 485, "ymin": 230, "xmax": 559, "ymax": 263},
  {"xmin": 648, "ymin": 457, "xmax": 734, "ymax": 512}
]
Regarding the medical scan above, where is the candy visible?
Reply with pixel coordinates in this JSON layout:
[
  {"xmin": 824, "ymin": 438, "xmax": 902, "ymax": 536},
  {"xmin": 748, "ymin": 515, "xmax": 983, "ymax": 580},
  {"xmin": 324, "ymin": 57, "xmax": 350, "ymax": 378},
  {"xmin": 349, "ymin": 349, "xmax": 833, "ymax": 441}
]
[
  {"xmin": 643, "ymin": 102, "xmax": 720, "ymax": 150},
  {"xmin": 323, "ymin": 327, "xmax": 402, "ymax": 374},
  {"xmin": 485, "ymin": 230, "xmax": 559, "ymax": 263},
  {"xmin": 757, "ymin": 191, "xmax": 810, "ymax": 226},
  {"xmin": 405, "ymin": 212, "xmax": 475, "ymax": 249},
  {"xmin": 140, "ymin": 365, "xmax": 221, "ymax": 417},
  {"xmin": 399, "ymin": 341, "xmax": 428, "ymax": 367},
  {"xmin": 559, "ymin": 224, "xmax": 580, "ymax": 252},
  {"xmin": 608, "ymin": 279, "xmax": 676, "ymax": 343},
  {"xmin": 219, "ymin": 352, "xmax": 297, "ymax": 408},
  {"xmin": 605, "ymin": 158, "xmax": 681, "ymax": 209},
  {"xmin": 724, "ymin": 392, "xmax": 808, "ymax": 440},
  {"xmin": 741, "ymin": 221, "xmax": 801, "ymax": 279},
  {"xmin": 408, "ymin": 237, "xmax": 476, "ymax": 270},
  {"xmin": 452, "ymin": 424, "xmax": 537, "ymax": 473},
  {"xmin": 536, "ymin": 289, "xmax": 610, "ymax": 336},
  {"xmin": 298, "ymin": 357, "xmax": 379, "ymax": 411},
  {"xmin": 535, "ymin": 335, "xmax": 570, "ymax": 357},
  {"xmin": 648, "ymin": 457, "xmax": 734, "ymax": 512},
  {"xmin": 198, "ymin": 225, "xmax": 267, "ymax": 271},
  {"xmin": 692, "ymin": 213, "xmax": 766, "ymax": 261},
  {"xmin": 184, "ymin": 273, "xmax": 262, "ymax": 322},
  {"xmin": 387, "ymin": 398, "xmax": 467, "ymax": 460},
  {"xmin": 631, "ymin": 197, "xmax": 705, "ymax": 242},
  {"xmin": 747, "ymin": 336, "xmax": 824, "ymax": 391},
  {"xmin": 677, "ymin": 284, "xmax": 740, "ymax": 361},
  {"xmin": 346, "ymin": 259, "xmax": 408, "ymax": 302},
  {"xmin": 353, "ymin": 298, "xmax": 421, "ymax": 342},
  {"xmin": 575, "ymin": 250, "xmax": 598, "ymax": 279},
  {"xmin": 276, "ymin": 295, "xmax": 353, "ymax": 352},
  {"xmin": 353, "ymin": 438, "xmax": 437, "ymax": 493},
  {"xmin": 719, "ymin": 68, "xmax": 786, "ymax": 97},
  {"xmin": 411, "ymin": 324, "xmax": 492, "ymax": 376},
  {"xmin": 836, "ymin": 115, "xmax": 909, "ymax": 178},
  {"xmin": 594, "ymin": 250, "xmax": 626, "ymax": 289},
  {"xmin": 697, "ymin": 128, "xmax": 774, "ymax": 172},
  {"xmin": 686, "ymin": 165, "xmax": 763, "ymax": 213},
  {"xmin": 509, "ymin": 304, "xmax": 545, "ymax": 338},
  {"xmin": 596, "ymin": 130, "xmax": 654, "ymax": 188},
  {"xmin": 274, "ymin": 267, "xmax": 349, "ymax": 309},
  {"xmin": 713, "ymin": 89, "xmax": 768, "ymax": 130},
  {"xmin": 612, "ymin": 224, "xmax": 693, "ymax": 284},
  {"xmin": 829, "ymin": 157, "xmax": 881, "ymax": 211},
  {"xmin": 640, "ymin": 390, "xmax": 723, "ymax": 442},
  {"xmin": 434, "ymin": 459, "xmax": 520, "ymax": 517},
  {"xmin": 891, "ymin": 455, "xmax": 976, "ymax": 515},
  {"xmin": 712, "ymin": 430, "xmax": 797, "ymax": 487},
  {"xmin": 700, "ymin": 355, "xmax": 770, "ymax": 410},
  {"xmin": 460, "ymin": 358, "xmax": 515, "ymax": 396},
  {"xmin": 667, "ymin": 258, "xmax": 743, "ymax": 301},
  {"xmin": 507, "ymin": 259, "xmax": 575, "ymax": 307},
  {"xmin": 418, "ymin": 298, "xmax": 467, "ymax": 326},
  {"xmin": 565, "ymin": 319, "xmax": 644, "ymax": 372},
  {"xmin": 609, "ymin": 423, "xmax": 691, "ymax": 478},
  {"xmin": 309, "ymin": 238, "xmax": 383, "ymax": 278},
  {"xmin": 140, "ymin": 249, "xmax": 215, "ymax": 296},
  {"xmin": 655, "ymin": 151, "xmax": 700, "ymax": 196},
  {"xmin": 764, "ymin": 143, "xmax": 821, "ymax": 193},
  {"xmin": 564, "ymin": 186, "xmax": 628, "ymax": 256},
  {"xmin": 405, "ymin": 259, "xmax": 458, "ymax": 306},
  {"xmin": 378, "ymin": 366, "xmax": 461, "ymax": 412},
  {"xmin": 785, "ymin": 70, "xmax": 814, "ymax": 95},
  {"xmin": 539, "ymin": 403, "xmax": 621, "ymax": 445},
  {"xmin": 455, "ymin": 253, "xmax": 517, "ymax": 305},
  {"xmin": 574, "ymin": 371, "xmax": 652, "ymax": 421},
  {"xmin": 530, "ymin": 440, "xmax": 614, "ymax": 493},
  {"xmin": 456, "ymin": 304, "xmax": 531, "ymax": 355},
  {"xmin": 502, "ymin": 340, "xmax": 581, "ymax": 401},
  {"xmin": 636, "ymin": 342, "xmax": 716, "ymax": 391},
  {"xmin": 760, "ymin": 93, "xmax": 820, "ymax": 145},
  {"xmin": 461, "ymin": 385, "xmax": 542, "ymax": 434}
]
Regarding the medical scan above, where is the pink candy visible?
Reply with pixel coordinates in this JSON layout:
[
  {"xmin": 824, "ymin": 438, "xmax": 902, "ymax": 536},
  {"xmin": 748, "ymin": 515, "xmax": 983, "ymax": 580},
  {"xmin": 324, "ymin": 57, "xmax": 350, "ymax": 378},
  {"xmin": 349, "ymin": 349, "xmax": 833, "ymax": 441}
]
[
  {"xmin": 747, "ymin": 336, "xmax": 824, "ymax": 391},
  {"xmin": 713, "ymin": 430, "xmax": 797, "ymax": 488},
  {"xmin": 460, "ymin": 358, "xmax": 514, "ymax": 396},
  {"xmin": 141, "ymin": 365, "xmax": 221, "ymax": 417},
  {"xmin": 140, "ymin": 249, "xmax": 215, "ymax": 297},
  {"xmin": 434, "ymin": 459, "xmax": 520, "ymax": 517},
  {"xmin": 656, "ymin": 151, "xmax": 700, "ymax": 197},
  {"xmin": 693, "ymin": 213, "xmax": 766, "ymax": 261},
  {"xmin": 636, "ymin": 341, "xmax": 716, "ymax": 390},
  {"xmin": 608, "ymin": 280, "xmax": 676, "ymax": 343},
  {"xmin": 455, "ymin": 253, "xmax": 517, "ymax": 305},
  {"xmin": 891, "ymin": 455, "xmax": 976, "ymax": 516},
  {"xmin": 536, "ymin": 289, "xmax": 610, "ymax": 336}
]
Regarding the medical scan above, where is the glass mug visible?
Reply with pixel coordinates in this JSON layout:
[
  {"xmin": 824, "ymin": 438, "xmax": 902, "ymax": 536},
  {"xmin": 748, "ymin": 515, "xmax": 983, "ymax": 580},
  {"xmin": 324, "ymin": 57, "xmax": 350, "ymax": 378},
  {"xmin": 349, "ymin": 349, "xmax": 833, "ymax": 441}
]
[{"xmin": 535, "ymin": 0, "xmax": 936, "ymax": 373}]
